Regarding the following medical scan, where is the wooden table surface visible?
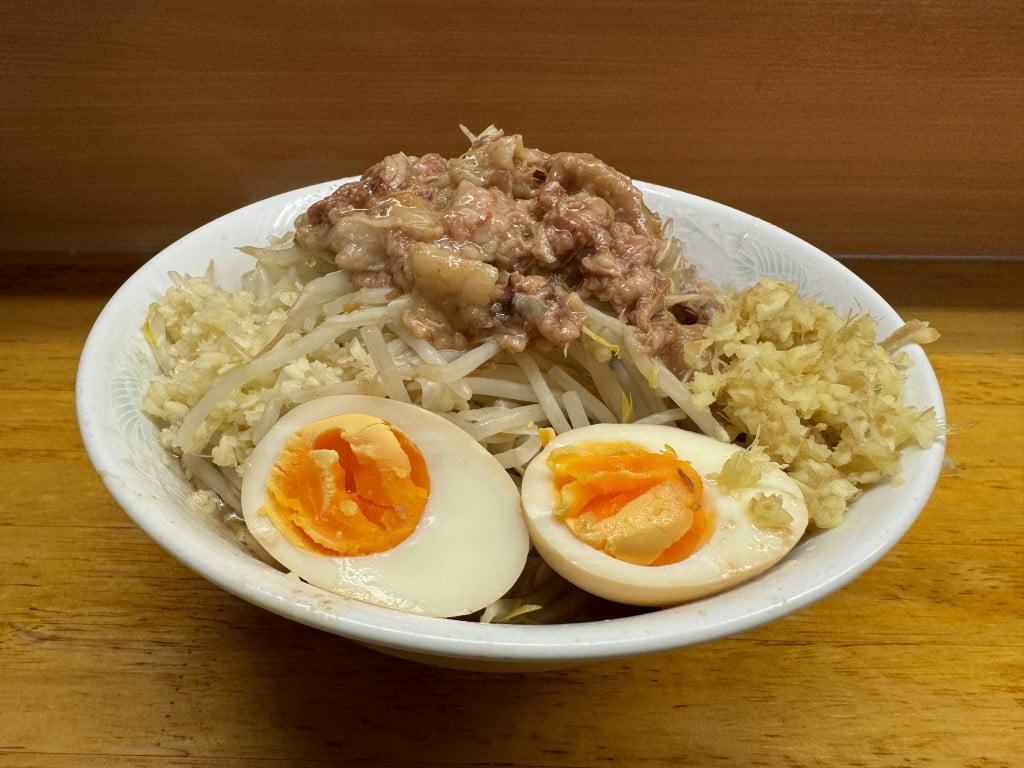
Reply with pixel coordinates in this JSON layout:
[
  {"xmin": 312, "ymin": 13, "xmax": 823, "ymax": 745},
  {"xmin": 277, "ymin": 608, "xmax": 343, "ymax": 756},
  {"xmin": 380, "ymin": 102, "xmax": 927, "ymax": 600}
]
[{"xmin": 0, "ymin": 254, "xmax": 1020, "ymax": 767}]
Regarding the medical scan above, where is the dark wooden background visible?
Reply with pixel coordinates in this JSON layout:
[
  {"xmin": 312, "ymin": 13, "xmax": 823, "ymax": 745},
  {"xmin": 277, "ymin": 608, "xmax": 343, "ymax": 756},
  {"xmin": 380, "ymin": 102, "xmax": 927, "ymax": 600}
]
[{"xmin": 2, "ymin": 1, "xmax": 1021, "ymax": 258}]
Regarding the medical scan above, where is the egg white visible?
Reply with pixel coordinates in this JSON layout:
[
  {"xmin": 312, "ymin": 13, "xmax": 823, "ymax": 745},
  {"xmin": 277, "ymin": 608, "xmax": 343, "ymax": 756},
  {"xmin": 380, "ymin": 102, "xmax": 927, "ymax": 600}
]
[
  {"xmin": 520, "ymin": 423, "xmax": 809, "ymax": 607},
  {"xmin": 240, "ymin": 395, "xmax": 530, "ymax": 618}
]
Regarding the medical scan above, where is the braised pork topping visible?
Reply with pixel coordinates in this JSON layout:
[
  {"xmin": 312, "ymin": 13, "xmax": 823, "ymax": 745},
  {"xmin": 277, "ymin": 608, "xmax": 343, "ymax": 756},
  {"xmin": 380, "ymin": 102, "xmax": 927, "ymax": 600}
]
[{"xmin": 294, "ymin": 128, "xmax": 719, "ymax": 373}]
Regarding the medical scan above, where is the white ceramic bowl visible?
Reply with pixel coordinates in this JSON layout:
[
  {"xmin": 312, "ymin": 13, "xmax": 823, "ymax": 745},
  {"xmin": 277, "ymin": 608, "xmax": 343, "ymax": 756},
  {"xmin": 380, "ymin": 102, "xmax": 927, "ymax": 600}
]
[{"xmin": 76, "ymin": 180, "xmax": 946, "ymax": 671}]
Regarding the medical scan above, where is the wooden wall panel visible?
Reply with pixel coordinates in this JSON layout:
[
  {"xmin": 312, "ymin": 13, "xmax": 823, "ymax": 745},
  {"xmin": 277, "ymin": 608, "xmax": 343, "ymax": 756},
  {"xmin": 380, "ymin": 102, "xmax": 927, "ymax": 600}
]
[{"xmin": 1, "ymin": 1, "xmax": 1021, "ymax": 257}]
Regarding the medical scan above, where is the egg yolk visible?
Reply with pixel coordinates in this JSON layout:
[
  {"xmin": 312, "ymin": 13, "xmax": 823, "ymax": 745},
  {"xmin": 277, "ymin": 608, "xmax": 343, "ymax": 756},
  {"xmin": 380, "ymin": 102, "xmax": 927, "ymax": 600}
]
[
  {"xmin": 547, "ymin": 440, "xmax": 712, "ymax": 566},
  {"xmin": 259, "ymin": 413, "xmax": 430, "ymax": 556}
]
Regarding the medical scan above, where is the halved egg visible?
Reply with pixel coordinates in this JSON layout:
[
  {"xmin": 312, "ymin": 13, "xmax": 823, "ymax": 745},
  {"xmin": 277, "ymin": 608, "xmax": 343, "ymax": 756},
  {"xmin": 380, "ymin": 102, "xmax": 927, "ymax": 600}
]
[
  {"xmin": 240, "ymin": 395, "xmax": 529, "ymax": 618},
  {"xmin": 520, "ymin": 423, "xmax": 809, "ymax": 606}
]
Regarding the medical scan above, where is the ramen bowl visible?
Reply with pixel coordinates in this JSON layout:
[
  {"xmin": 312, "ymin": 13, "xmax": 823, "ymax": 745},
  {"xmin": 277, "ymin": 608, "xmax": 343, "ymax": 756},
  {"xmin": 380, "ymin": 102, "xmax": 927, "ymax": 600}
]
[{"xmin": 76, "ymin": 180, "xmax": 946, "ymax": 670}]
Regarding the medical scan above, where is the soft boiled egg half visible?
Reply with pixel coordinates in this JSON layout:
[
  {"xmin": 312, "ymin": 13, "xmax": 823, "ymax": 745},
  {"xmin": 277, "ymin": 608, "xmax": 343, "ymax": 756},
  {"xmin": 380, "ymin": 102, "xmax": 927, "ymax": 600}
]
[
  {"xmin": 240, "ymin": 395, "xmax": 529, "ymax": 618},
  {"xmin": 520, "ymin": 423, "xmax": 809, "ymax": 607}
]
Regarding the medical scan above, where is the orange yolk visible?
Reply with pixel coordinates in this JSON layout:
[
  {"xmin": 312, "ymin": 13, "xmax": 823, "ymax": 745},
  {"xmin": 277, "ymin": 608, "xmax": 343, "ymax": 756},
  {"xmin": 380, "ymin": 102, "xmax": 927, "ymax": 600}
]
[
  {"xmin": 259, "ymin": 413, "xmax": 430, "ymax": 556},
  {"xmin": 547, "ymin": 440, "xmax": 712, "ymax": 566}
]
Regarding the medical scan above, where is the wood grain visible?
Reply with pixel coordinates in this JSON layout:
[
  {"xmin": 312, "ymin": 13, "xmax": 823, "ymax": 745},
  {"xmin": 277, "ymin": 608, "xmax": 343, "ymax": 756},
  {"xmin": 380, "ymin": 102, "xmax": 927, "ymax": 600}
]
[
  {"xmin": 1, "ymin": 1, "xmax": 1022, "ymax": 257},
  {"xmin": 1, "ymin": 256, "xmax": 1022, "ymax": 767}
]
